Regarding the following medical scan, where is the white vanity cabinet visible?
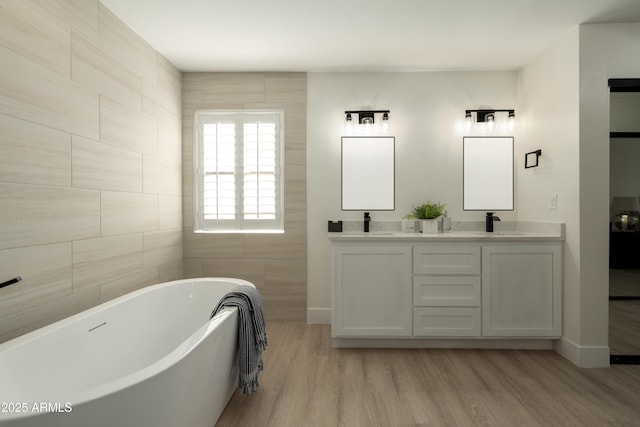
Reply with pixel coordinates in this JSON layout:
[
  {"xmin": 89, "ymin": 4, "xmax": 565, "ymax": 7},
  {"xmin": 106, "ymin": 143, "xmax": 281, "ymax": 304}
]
[
  {"xmin": 330, "ymin": 232, "xmax": 563, "ymax": 344},
  {"xmin": 413, "ymin": 244, "xmax": 482, "ymax": 337},
  {"xmin": 332, "ymin": 243, "xmax": 413, "ymax": 337},
  {"xmin": 482, "ymin": 243, "xmax": 562, "ymax": 337}
]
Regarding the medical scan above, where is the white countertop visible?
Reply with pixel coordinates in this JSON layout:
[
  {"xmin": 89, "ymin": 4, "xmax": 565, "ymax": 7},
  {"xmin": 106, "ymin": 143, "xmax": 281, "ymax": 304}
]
[{"xmin": 328, "ymin": 221, "xmax": 565, "ymax": 242}]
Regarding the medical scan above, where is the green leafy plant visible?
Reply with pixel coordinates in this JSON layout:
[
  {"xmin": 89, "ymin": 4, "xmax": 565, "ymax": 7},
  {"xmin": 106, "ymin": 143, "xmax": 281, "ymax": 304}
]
[{"xmin": 404, "ymin": 201, "xmax": 446, "ymax": 220}]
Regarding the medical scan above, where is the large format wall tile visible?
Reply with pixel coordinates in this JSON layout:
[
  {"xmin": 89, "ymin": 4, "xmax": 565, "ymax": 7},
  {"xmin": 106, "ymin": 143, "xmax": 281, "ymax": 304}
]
[
  {"xmin": 0, "ymin": 1, "xmax": 182, "ymax": 343},
  {"xmin": 72, "ymin": 233, "xmax": 144, "ymax": 291},
  {"xmin": 98, "ymin": 4, "xmax": 157, "ymax": 83},
  {"xmin": 72, "ymin": 135, "xmax": 143, "ymax": 192},
  {"xmin": 0, "ymin": 114, "xmax": 71, "ymax": 187},
  {"xmin": 71, "ymin": 32, "xmax": 143, "ymax": 111},
  {"xmin": 143, "ymin": 229, "xmax": 183, "ymax": 269},
  {"xmin": 101, "ymin": 191, "xmax": 158, "ymax": 236},
  {"xmin": 0, "ymin": 45, "xmax": 99, "ymax": 139},
  {"xmin": 183, "ymin": 232, "xmax": 245, "ymax": 259},
  {"xmin": 144, "ymin": 156, "xmax": 181, "ymax": 195},
  {"xmin": 200, "ymin": 73, "xmax": 266, "ymax": 104},
  {"xmin": 159, "ymin": 195, "xmax": 182, "ymax": 231},
  {"xmin": 0, "ymin": 183, "xmax": 100, "ymax": 250},
  {"xmin": 144, "ymin": 69, "xmax": 181, "ymax": 118},
  {"xmin": 42, "ymin": 0, "xmax": 100, "ymax": 44},
  {"xmin": 100, "ymin": 96, "xmax": 158, "ymax": 156},
  {"xmin": 0, "ymin": 0, "xmax": 71, "ymax": 77},
  {"xmin": 158, "ymin": 117, "xmax": 182, "ymax": 163}
]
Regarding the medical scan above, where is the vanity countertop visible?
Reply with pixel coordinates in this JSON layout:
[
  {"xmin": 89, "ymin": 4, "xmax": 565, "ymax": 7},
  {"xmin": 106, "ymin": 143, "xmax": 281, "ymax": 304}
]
[
  {"xmin": 328, "ymin": 221, "xmax": 565, "ymax": 242},
  {"xmin": 329, "ymin": 231, "xmax": 563, "ymax": 242}
]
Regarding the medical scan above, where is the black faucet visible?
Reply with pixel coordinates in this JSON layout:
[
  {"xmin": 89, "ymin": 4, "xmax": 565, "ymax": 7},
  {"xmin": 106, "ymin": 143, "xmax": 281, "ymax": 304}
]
[
  {"xmin": 485, "ymin": 212, "xmax": 501, "ymax": 232},
  {"xmin": 364, "ymin": 212, "xmax": 371, "ymax": 232},
  {"xmin": 0, "ymin": 276, "xmax": 22, "ymax": 289}
]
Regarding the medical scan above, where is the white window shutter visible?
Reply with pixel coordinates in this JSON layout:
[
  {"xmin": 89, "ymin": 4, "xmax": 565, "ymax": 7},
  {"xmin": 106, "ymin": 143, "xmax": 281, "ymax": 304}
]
[{"xmin": 194, "ymin": 110, "xmax": 284, "ymax": 232}]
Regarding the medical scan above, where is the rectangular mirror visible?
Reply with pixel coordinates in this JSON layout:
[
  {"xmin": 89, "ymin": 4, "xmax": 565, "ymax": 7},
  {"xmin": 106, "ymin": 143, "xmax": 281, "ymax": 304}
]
[
  {"xmin": 342, "ymin": 136, "xmax": 395, "ymax": 210},
  {"xmin": 463, "ymin": 136, "xmax": 514, "ymax": 211}
]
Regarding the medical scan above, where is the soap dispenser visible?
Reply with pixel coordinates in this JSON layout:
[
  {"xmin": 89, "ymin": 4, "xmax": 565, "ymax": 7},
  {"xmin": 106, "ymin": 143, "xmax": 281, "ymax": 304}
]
[{"xmin": 443, "ymin": 211, "xmax": 452, "ymax": 232}]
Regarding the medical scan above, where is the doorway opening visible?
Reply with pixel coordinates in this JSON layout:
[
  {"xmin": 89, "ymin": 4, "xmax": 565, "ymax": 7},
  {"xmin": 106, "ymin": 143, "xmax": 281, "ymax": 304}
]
[{"xmin": 608, "ymin": 78, "xmax": 640, "ymax": 365}]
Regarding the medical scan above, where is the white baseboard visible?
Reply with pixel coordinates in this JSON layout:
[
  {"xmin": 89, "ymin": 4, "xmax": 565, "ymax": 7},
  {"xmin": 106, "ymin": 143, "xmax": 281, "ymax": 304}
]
[
  {"xmin": 554, "ymin": 337, "xmax": 610, "ymax": 368},
  {"xmin": 332, "ymin": 338, "xmax": 555, "ymax": 349},
  {"xmin": 307, "ymin": 308, "xmax": 331, "ymax": 324}
]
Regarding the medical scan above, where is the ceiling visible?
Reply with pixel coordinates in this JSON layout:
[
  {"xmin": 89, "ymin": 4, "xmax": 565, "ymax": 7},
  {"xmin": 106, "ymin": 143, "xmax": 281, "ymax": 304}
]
[{"xmin": 100, "ymin": 0, "xmax": 640, "ymax": 72}]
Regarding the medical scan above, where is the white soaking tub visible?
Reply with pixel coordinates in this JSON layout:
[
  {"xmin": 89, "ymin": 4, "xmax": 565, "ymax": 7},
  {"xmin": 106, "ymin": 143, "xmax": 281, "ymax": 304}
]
[{"xmin": 0, "ymin": 277, "xmax": 252, "ymax": 427}]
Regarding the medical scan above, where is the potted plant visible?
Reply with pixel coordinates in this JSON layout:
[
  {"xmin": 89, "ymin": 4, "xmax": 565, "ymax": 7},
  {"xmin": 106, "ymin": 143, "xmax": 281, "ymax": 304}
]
[{"xmin": 404, "ymin": 201, "xmax": 446, "ymax": 234}]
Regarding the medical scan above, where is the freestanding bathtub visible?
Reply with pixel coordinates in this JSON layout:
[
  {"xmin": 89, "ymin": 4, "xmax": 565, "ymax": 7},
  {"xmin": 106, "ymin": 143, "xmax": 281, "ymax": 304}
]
[{"xmin": 0, "ymin": 277, "xmax": 251, "ymax": 427}]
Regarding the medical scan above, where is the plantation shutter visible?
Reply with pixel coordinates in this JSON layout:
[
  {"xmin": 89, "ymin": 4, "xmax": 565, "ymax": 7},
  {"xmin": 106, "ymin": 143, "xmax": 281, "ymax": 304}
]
[{"xmin": 194, "ymin": 110, "xmax": 284, "ymax": 232}]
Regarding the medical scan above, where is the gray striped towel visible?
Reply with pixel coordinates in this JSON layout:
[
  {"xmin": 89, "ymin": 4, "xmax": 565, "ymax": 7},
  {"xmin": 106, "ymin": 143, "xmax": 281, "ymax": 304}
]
[{"xmin": 210, "ymin": 285, "xmax": 268, "ymax": 395}]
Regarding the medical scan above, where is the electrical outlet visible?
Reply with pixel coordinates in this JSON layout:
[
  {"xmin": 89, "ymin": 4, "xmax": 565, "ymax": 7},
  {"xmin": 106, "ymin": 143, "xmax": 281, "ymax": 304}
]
[{"xmin": 549, "ymin": 193, "xmax": 557, "ymax": 210}]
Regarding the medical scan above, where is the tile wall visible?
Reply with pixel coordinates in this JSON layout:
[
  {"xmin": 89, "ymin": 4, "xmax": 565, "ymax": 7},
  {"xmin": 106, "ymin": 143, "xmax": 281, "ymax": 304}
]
[
  {"xmin": 182, "ymin": 73, "xmax": 307, "ymax": 321},
  {"xmin": 0, "ymin": 1, "xmax": 183, "ymax": 342}
]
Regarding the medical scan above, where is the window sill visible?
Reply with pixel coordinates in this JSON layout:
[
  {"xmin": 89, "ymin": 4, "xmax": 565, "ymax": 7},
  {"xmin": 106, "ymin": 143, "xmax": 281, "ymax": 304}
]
[{"xmin": 193, "ymin": 229, "xmax": 285, "ymax": 234}]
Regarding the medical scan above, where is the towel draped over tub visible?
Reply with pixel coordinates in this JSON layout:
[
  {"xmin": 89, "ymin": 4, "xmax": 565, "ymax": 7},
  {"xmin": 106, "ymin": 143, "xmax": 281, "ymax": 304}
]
[{"xmin": 210, "ymin": 285, "xmax": 268, "ymax": 395}]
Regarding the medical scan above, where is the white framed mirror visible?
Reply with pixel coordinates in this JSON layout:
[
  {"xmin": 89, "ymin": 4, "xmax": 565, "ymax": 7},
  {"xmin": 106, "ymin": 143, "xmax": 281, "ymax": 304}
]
[
  {"xmin": 463, "ymin": 136, "xmax": 514, "ymax": 211},
  {"xmin": 341, "ymin": 136, "xmax": 395, "ymax": 211}
]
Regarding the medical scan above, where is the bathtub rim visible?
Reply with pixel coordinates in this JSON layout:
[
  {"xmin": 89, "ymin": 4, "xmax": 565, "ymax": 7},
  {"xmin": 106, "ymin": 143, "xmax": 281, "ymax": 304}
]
[
  {"xmin": 0, "ymin": 277, "xmax": 252, "ymax": 413},
  {"xmin": 0, "ymin": 277, "xmax": 253, "ymax": 351}
]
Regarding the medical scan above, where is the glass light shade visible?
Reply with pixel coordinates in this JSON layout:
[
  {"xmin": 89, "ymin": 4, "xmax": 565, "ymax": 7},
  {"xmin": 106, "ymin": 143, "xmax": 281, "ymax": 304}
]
[
  {"xmin": 612, "ymin": 212, "xmax": 640, "ymax": 231},
  {"xmin": 610, "ymin": 196, "xmax": 640, "ymax": 231},
  {"xmin": 486, "ymin": 113, "xmax": 495, "ymax": 129},
  {"xmin": 344, "ymin": 113, "xmax": 353, "ymax": 133},
  {"xmin": 464, "ymin": 113, "xmax": 473, "ymax": 130}
]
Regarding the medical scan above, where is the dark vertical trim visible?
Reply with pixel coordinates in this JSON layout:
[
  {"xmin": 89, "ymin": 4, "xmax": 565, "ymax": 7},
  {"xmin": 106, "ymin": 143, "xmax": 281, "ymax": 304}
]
[{"xmin": 609, "ymin": 78, "xmax": 640, "ymax": 92}]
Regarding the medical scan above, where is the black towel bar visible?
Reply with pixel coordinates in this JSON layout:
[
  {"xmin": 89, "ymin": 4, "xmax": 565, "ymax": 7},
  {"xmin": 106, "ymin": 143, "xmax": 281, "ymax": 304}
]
[{"xmin": 0, "ymin": 276, "xmax": 22, "ymax": 289}]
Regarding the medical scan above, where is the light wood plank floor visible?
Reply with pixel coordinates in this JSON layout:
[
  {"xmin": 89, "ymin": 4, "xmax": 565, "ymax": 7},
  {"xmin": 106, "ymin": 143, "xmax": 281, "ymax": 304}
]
[{"xmin": 216, "ymin": 322, "xmax": 640, "ymax": 426}]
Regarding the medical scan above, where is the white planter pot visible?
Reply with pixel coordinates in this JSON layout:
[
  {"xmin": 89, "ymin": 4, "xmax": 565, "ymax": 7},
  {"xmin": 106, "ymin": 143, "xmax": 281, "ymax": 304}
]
[{"xmin": 420, "ymin": 218, "xmax": 440, "ymax": 234}]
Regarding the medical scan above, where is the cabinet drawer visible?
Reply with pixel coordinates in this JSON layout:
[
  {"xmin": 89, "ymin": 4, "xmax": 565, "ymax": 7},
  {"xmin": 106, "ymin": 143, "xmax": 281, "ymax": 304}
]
[
  {"xmin": 413, "ymin": 307, "xmax": 481, "ymax": 337},
  {"xmin": 413, "ymin": 244, "xmax": 481, "ymax": 275},
  {"xmin": 413, "ymin": 276, "xmax": 480, "ymax": 307}
]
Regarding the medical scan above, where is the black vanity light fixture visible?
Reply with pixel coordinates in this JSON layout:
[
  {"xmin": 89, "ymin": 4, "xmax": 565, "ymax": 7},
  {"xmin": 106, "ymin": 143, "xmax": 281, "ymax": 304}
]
[
  {"xmin": 465, "ymin": 109, "xmax": 515, "ymax": 130},
  {"xmin": 345, "ymin": 110, "xmax": 390, "ymax": 133}
]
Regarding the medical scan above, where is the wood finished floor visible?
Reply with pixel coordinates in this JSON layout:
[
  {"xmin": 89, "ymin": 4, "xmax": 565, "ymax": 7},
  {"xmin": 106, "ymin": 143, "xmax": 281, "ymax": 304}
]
[{"xmin": 216, "ymin": 322, "xmax": 640, "ymax": 427}]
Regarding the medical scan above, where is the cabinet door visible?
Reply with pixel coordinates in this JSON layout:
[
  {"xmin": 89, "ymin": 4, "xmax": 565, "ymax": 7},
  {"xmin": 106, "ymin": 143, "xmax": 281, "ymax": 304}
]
[
  {"xmin": 482, "ymin": 243, "xmax": 562, "ymax": 337},
  {"xmin": 332, "ymin": 244, "xmax": 412, "ymax": 337}
]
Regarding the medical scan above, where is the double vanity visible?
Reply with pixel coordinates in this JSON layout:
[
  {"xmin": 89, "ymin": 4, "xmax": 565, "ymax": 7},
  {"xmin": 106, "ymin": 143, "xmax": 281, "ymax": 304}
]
[{"xmin": 330, "ymin": 222, "xmax": 564, "ymax": 348}]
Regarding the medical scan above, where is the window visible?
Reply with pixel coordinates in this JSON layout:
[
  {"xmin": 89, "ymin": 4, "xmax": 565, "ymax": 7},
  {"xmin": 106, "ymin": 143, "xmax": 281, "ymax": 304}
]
[{"xmin": 194, "ymin": 110, "xmax": 284, "ymax": 232}]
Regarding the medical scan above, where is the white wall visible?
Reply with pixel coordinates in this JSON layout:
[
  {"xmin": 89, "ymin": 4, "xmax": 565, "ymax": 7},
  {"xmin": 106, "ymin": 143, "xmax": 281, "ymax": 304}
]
[
  {"xmin": 517, "ymin": 28, "xmax": 582, "ymax": 356},
  {"xmin": 307, "ymin": 72, "xmax": 517, "ymax": 320}
]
